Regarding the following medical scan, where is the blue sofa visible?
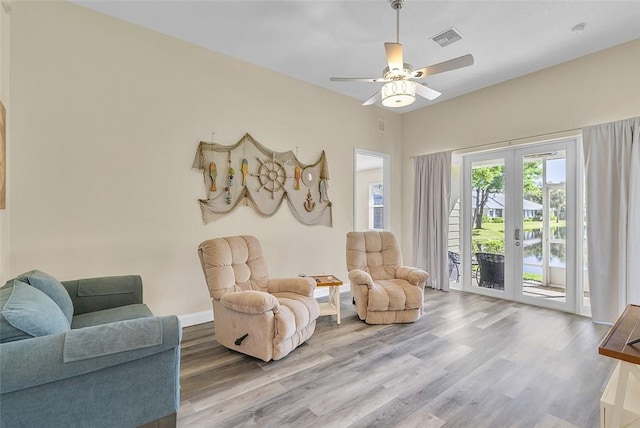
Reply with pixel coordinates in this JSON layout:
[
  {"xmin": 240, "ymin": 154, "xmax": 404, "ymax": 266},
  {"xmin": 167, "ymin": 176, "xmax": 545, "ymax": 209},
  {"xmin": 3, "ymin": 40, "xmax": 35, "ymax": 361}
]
[{"xmin": 0, "ymin": 271, "xmax": 181, "ymax": 428}]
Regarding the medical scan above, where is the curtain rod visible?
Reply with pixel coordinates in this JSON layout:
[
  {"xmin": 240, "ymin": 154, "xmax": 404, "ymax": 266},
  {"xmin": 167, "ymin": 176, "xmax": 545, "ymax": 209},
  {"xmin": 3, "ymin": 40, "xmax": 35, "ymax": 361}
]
[{"xmin": 409, "ymin": 127, "xmax": 582, "ymax": 159}]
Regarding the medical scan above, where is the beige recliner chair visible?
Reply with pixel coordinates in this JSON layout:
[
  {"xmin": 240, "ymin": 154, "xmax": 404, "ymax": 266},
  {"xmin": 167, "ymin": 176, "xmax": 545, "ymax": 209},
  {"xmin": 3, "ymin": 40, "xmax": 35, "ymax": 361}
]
[
  {"xmin": 198, "ymin": 235, "xmax": 319, "ymax": 362},
  {"xmin": 346, "ymin": 231, "xmax": 429, "ymax": 324}
]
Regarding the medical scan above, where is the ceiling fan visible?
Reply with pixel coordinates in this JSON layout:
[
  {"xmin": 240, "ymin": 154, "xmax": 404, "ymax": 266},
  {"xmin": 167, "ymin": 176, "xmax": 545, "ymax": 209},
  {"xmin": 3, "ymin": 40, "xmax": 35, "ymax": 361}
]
[{"xmin": 330, "ymin": 0, "xmax": 474, "ymax": 108}]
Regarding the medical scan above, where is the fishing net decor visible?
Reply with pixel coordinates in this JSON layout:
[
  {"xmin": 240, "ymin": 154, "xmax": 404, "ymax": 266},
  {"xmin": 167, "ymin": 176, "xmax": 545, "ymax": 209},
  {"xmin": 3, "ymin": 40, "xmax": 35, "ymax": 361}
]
[{"xmin": 192, "ymin": 133, "xmax": 332, "ymax": 226}]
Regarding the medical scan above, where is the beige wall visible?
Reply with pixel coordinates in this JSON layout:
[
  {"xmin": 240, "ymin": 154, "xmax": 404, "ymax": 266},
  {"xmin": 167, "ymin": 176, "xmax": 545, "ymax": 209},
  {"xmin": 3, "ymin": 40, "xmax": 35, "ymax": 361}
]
[
  {"xmin": 0, "ymin": 1, "xmax": 10, "ymax": 281},
  {"xmin": 400, "ymin": 39, "xmax": 640, "ymax": 256},
  {"xmin": 355, "ymin": 167, "xmax": 383, "ymax": 231},
  {"xmin": 8, "ymin": 1, "xmax": 403, "ymax": 318}
]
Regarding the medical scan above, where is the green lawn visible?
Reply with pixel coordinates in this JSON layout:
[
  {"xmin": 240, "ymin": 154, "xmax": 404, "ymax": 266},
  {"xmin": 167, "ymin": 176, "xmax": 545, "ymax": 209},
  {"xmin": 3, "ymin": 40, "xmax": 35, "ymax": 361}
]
[
  {"xmin": 471, "ymin": 219, "xmax": 566, "ymax": 253},
  {"xmin": 474, "ymin": 220, "xmax": 566, "ymax": 235}
]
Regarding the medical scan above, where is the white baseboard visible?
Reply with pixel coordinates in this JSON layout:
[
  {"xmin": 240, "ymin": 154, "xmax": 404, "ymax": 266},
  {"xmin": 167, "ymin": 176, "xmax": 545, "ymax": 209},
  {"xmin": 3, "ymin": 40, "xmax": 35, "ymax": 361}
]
[
  {"xmin": 178, "ymin": 283, "xmax": 350, "ymax": 328},
  {"xmin": 178, "ymin": 310, "xmax": 213, "ymax": 327}
]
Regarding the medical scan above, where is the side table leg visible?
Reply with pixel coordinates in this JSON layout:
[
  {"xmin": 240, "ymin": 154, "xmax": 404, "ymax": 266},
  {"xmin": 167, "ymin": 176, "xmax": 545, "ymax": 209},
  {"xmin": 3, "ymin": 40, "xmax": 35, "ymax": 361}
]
[
  {"xmin": 335, "ymin": 286, "xmax": 341, "ymax": 325},
  {"xmin": 329, "ymin": 286, "xmax": 341, "ymax": 325},
  {"xmin": 611, "ymin": 361, "xmax": 631, "ymax": 428}
]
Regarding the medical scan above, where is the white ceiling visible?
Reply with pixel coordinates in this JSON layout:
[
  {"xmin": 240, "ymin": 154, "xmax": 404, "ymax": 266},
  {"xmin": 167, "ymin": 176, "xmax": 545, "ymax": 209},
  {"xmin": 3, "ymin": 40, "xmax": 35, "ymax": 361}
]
[{"xmin": 73, "ymin": 0, "xmax": 640, "ymax": 113}]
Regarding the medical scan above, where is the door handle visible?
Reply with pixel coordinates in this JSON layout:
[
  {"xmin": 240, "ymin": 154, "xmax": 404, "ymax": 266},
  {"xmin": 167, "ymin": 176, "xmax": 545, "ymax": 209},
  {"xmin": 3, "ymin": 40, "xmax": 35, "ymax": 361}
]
[{"xmin": 514, "ymin": 228, "xmax": 521, "ymax": 246}]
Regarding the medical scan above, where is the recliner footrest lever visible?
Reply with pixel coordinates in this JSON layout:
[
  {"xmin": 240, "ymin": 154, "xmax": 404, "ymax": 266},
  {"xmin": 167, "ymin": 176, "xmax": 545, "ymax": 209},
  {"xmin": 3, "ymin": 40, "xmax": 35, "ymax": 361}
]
[{"xmin": 235, "ymin": 333, "xmax": 249, "ymax": 345}]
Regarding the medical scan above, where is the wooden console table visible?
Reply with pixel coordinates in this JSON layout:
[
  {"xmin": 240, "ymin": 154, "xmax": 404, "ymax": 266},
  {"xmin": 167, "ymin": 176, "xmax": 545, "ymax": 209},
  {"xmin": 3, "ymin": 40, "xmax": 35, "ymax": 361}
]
[
  {"xmin": 310, "ymin": 275, "xmax": 343, "ymax": 325},
  {"xmin": 599, "ymin": 304, "xmax": 640, "ymax": 428}
]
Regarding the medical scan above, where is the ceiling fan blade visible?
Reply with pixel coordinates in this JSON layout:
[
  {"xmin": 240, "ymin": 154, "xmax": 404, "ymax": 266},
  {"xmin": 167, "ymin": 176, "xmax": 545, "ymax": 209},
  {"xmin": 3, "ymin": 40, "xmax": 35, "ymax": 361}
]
[
  {"xmin": 330, "ymin": 77, "xmax": 387, "ymax": 83},
  {"xmin": 412, "ymin": 54, "xmax": 474, "ymax": 79},
  {"xmin": 414, "ymin": 82, "xmax": 442, "ymax": 101},
  {"xmin": 362, "ymin": 90, "xmax": 381, "ymax": 106},
  {"xmin": 384, "ymin": 42, "xmax": 404, "ymax": 71}
]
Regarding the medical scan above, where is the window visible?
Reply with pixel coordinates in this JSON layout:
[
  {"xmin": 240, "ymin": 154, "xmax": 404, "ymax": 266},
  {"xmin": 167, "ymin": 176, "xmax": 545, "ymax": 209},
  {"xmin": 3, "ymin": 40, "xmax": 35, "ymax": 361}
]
[{"xmin": 369, "ymin": 182, "xmax": 384, "ymax": 230}]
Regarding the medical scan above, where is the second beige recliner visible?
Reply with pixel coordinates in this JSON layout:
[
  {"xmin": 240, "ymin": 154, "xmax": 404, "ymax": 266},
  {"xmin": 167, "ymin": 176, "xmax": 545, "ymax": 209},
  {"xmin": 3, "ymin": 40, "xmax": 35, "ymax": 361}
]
[{"xmin": 346, "ymin": 231, "xmax": 429, "ymax": 324}]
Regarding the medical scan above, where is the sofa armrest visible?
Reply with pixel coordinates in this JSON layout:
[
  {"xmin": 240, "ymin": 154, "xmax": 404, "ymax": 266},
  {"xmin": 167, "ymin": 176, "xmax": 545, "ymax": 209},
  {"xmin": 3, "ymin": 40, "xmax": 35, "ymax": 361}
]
[
  {"xmin": 267, "ymin": 277, "xmax": 316, "ymax": 297},
  {"xmin": 396, "ymin": 266, "xmax": 430, "ymax": 286},
  {"xmin": 348, "ymin": 269, "xmax": 374, "ymax": 287},
  {"xmin": 0, "ymin": 315, "xmax": 180, "ymax": 394},
  {"xmin": 61, "ymin": 275, "xmax": 143, "ymax": 315},
  {"xmin": 219, "ymin": 290, "xmax": 280, "ymax": 314}
]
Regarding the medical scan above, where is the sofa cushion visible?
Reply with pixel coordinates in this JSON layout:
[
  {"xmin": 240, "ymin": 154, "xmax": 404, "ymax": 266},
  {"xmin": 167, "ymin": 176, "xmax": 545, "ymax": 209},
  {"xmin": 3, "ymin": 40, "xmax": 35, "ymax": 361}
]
[
  {"xmin": 17, "ymin": 270, "xmax": 74, "ymax": 324},
  {"xmin": 71, "ymin": 304, "xmax": 153, "ymax": 329},
  {"xmin": 0, "ymin": 280, "xmax": 71, "ymax": 343},
  {"xmin": 77, "ymin": 276, "xmax": 136, "ymax": 296}
]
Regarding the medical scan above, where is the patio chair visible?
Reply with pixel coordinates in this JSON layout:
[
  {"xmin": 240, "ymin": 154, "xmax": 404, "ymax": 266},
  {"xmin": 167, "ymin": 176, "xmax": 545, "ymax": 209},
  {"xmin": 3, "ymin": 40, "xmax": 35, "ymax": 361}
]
[
  {"xmin": 475, "ymin": 252, "xmax": 504, "ymax": 290},
  {"xmin": 448, "ymin": 251, "xmax": 460, "ymax": 282}
]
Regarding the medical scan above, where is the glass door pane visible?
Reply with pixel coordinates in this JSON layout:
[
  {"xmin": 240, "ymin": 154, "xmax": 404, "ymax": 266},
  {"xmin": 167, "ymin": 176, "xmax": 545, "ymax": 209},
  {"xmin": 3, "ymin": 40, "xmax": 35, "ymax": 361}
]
[
  {"xmin": 469, "ymin": 157, "xmax": 506, "ymax": 294},
  {"xmin": 514, "ymin": 141, "xmax": 576, "ymax": 313},
  {"xmin": 519, "ymin": 150, "xmax": 567, "ymax": 303}
]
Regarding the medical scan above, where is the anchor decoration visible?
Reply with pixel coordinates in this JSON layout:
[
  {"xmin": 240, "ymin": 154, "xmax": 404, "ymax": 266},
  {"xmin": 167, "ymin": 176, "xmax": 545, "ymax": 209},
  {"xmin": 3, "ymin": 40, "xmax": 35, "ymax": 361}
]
[{"xmin": 304, "ymin": 189, "xmax": 316, "ymax": 212}]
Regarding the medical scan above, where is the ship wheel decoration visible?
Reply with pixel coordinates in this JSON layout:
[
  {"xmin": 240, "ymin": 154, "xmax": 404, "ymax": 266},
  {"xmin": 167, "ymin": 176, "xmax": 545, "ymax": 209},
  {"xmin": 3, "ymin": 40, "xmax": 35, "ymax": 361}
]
[{"xmin": 251, "ymin": 153, "xmax": 291, "ymax": 199}]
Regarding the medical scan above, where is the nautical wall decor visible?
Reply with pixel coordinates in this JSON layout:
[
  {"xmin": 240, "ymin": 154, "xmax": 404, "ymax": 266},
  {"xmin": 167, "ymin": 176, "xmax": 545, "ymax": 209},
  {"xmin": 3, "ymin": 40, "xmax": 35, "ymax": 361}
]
[{"xmin": 192, "ymin": 133, "xmax": 332, "ymax": 226}]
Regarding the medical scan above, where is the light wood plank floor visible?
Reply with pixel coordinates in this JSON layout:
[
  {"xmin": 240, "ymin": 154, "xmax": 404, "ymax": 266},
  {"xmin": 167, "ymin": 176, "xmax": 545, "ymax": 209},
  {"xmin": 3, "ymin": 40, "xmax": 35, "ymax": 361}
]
[{"xmin": 177, "ymin": 289, "xmax": 616, "ymax": 428}]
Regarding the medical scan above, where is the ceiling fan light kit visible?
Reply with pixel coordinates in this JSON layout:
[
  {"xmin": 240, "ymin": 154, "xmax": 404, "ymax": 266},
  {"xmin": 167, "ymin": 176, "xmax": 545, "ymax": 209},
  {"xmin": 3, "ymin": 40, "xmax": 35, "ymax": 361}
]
[
  {"xmin": 329, "ymin": 0, "xmax": 474, "ymax": 109},
  {"xmin": 382, "ymin": 80, "xmax": 416, "ymax": 107}
]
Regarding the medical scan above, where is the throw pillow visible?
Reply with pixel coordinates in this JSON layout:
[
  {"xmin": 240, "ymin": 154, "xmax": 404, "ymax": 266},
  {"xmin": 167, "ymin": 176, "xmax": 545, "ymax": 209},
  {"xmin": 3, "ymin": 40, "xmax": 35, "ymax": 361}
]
[
  {"xmin": 17, "ymin": 270, "xmax": 74, "ymax": 323},
  {"xmin": 0, "ymin": 280, "xmax": 71, "ymax": 343}
]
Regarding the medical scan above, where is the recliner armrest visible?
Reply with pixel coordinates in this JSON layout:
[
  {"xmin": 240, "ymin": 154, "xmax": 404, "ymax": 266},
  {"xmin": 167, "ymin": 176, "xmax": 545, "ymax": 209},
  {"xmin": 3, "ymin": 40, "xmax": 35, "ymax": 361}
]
[
  {"xmin": 396, "ymin": 266, "xmax": 430, "ymax": 286},
  {"xmin": 62, "ymin": 275, "xmax": 143, "ymax": 315},
  {"xmin": 267, "ymin": 277, "xmax": 316, "ymax": 297},
  {"xmin": 0, "ymin": 315, "xmax": 180, "ymax": 394},
  {"xmin": 219, "ymin": 290, "xmax": 280, "ymax": 314},
  {"xmin": 348, "ymin": 269, "xmax": 374, "ymax": 287}
]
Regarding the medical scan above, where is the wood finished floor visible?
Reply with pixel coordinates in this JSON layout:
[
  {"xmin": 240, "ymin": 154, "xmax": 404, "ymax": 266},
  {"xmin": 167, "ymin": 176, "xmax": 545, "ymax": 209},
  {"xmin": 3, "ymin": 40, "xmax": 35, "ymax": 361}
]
[{"xmin": 177, "ymin": 289, "xmax": 616, "ymax": 428}]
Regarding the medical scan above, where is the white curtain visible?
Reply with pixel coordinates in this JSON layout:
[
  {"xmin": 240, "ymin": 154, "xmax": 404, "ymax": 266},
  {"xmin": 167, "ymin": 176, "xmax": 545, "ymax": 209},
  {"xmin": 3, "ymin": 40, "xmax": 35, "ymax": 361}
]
[
  {"xmin": 583, "ymin": 117, "xmax": 640, "ymax": 323},
  {"xmin": 412, "ymin": 151, "xmax": 452, "ymax": 291}
]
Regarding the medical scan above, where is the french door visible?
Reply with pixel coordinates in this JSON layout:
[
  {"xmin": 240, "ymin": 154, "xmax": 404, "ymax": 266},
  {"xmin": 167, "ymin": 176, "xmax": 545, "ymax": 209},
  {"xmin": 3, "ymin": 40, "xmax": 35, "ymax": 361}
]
[{"xmin": 461, "ymin": 139, "xmax": 579, "ymax": 313}]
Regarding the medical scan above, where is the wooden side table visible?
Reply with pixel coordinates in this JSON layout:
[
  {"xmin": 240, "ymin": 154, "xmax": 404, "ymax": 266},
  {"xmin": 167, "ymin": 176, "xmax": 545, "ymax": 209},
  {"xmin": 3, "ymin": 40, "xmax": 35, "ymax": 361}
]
[
  {"xmin": 310, "ymin": 275, "xmax": 343, "ymax": 325},
  {"xmin": 599, "ymin": 304, "xmax": 640, "ymax": 427}
]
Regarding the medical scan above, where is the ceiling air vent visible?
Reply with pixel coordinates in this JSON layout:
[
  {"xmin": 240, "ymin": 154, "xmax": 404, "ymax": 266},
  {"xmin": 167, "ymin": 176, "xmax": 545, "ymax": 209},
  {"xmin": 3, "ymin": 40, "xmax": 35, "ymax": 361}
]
[{"xmin": 431, "ymin": 27, "xmax": 463, "ymax": 47}]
